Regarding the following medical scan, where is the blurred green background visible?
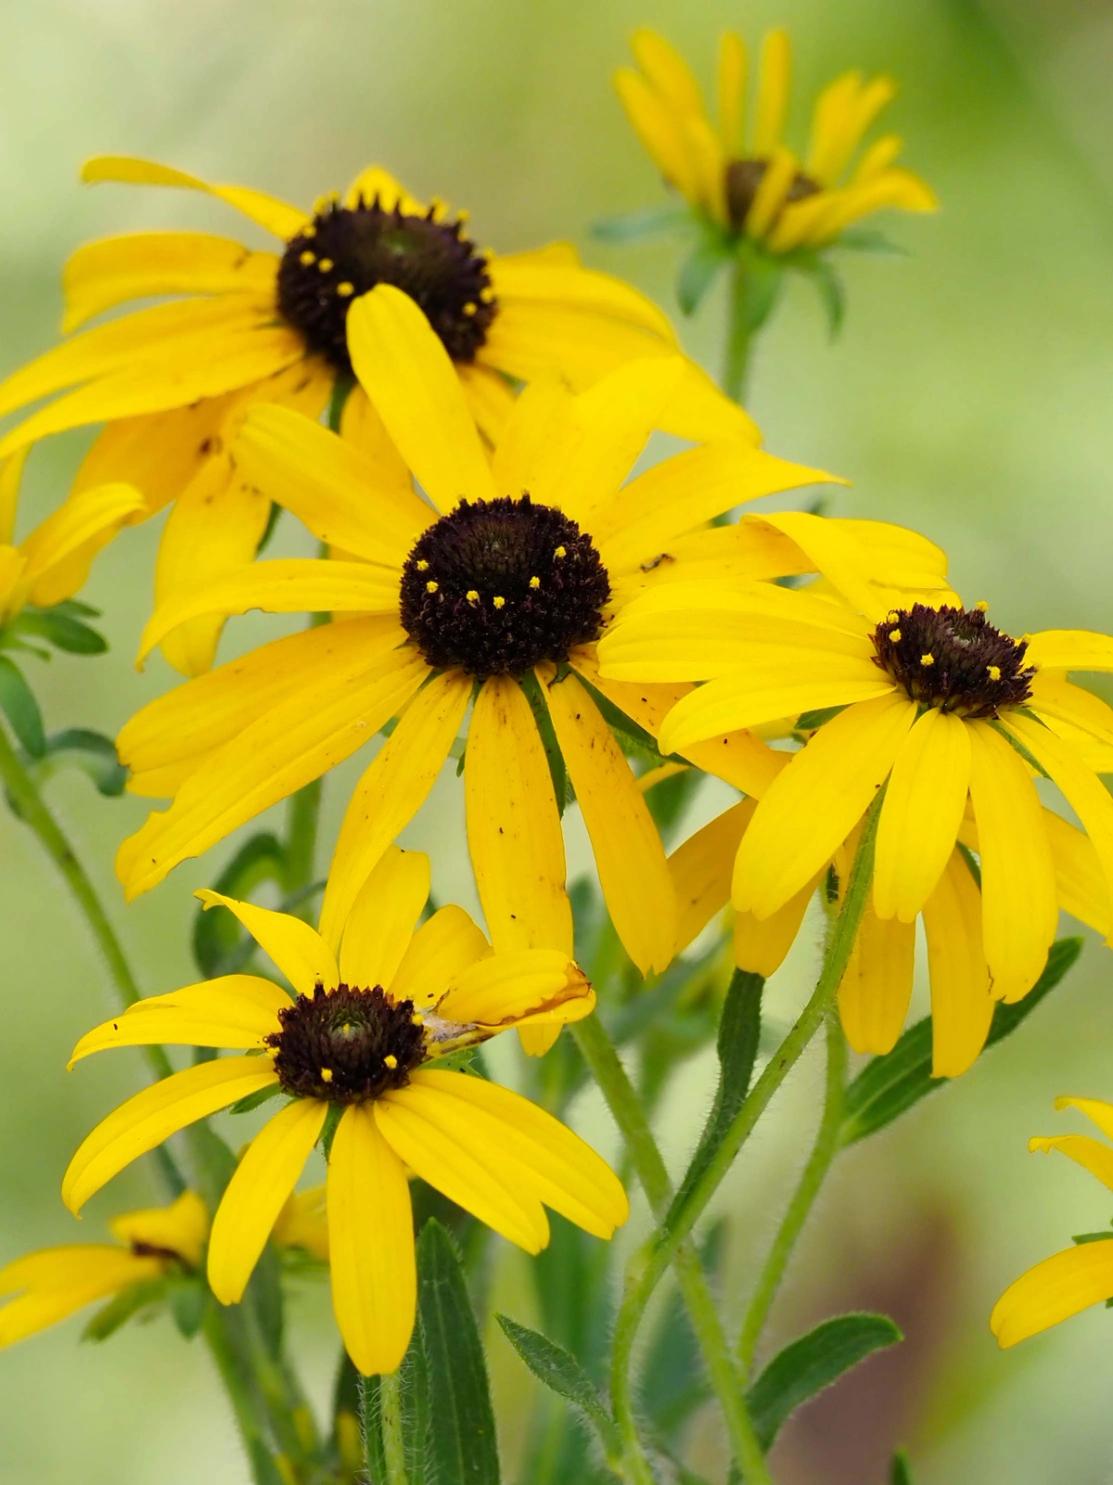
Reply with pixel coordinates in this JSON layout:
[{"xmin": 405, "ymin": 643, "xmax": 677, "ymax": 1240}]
[{"xmin": 2, "ymin": 0, "xmax": 1113, "ymax": 1480}]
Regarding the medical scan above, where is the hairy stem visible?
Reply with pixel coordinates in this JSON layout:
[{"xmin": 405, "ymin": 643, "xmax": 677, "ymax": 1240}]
[{"xmin": 378, "ymin": 1370, "xmax": 410, "ymax": 1485}]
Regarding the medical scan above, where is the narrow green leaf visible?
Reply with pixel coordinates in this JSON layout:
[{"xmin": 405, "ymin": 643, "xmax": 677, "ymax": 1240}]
[
  {"xmin": 666, "ymin": 971, "xmax": 763, "ymax": 1226},
  {"xmin": 247, "ymin": 1439, "xmax": 289, "ymax": 1485},
  {"xmin": 418, "ymin": 1219, "xmax": 500, "ymax": 1484},
  {"xmin": 840, "ymin": 938, "xmax": 1083, "ymax": 1145},
  {"xmin": 191, "ymin": 831, "xmax": 287, "ymax": 976},
  {"xmin": 498, "ymin": 1315, "xmax": 621, "ymax": 1459},
  {"xmin": 0, "ymin": 657, "xmax": 45, "ymax": 757},
  {"xmin": 747, "ymin": 1312, "xmax": 902, "ymax": 1450},
  {"xmin": 891, "ymin": 1450, "xmax": 913, "ymax": 1484},
  {"xmin": 169, "ymin": 1276, "xmax": 208, "ymax": 1339},
  {"xmin": 837, "ymin": 227, "xmax": 909, "ymax": 256},
  {"xmin": 808, "ymin": 259, "xmax": 846, "ymax": 338},
  {"xmin": 591, "ymin": 204, "xmax": 692, "ymax": 242},
  {"xmin": 40, "ymin": 728, "xmax": 126, "ymax": 796},
  {"xmin": 14, "ymin": 609, "xmax": 107, "ymax": 654},
  {"xmin": 229, "ymin": 1083, "xmax": 286, "ymax": 1117},
  {"xmin": 677, "ymin": 237, "xmax": 729, "ymax": 315},
  {"xmin": 520, "ymin": 670, "xmax": 571, "ymax": 815},
  {"xmin": 82, "ymin": 1277, "xmax": 168, "ymax": 1341}
]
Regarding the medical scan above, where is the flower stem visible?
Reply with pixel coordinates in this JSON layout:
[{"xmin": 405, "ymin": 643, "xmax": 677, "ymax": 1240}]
[
  {"xmin": 736, "ymin": 1008, "xmax": 847, "ymax": 1371},
  {"xmin": 204, "ymin": 1308, "xmax": 283, "ymax": 1485},
  {"xmin": 722, "ymin": 260, "xmax": 754, "ymax": 403},
  {"xmin": 572, "ymin": 1017, "xmax": 768, "ymax": 1484},
  {"xmin": 605, "ymin": 790, "xmax": 884, "ymax": 1475},
  {"xmin": 377, "ymin": 1370, "xmax": 410, "ymax": 1485}
]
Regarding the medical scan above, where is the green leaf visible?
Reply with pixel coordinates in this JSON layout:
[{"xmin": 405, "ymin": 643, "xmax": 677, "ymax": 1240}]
[
  {"xmin": 169, "ymin": 1276, "xmax": 208, "ymax": 1339},
  {"xmin": 14, "ymin": 609, "xmax": 107, "ymax": 654},
  {"xmin": 520, "ymin": 670, "xmax": 571, "ymax": 815},
  {"xmin": 418, "ymin": 1219, "xmax": 500, "ymax": 1484},
  {"xmin": 40, "ymin": 728, "xmax": 126, "ymax": 796},
  {"xmin": 82, "ymin": 1277, "xmax": 168, "ymax": 1341},
  {"xmin": 891, "ymin": 1450, "xmax": 913, "ymax": 1484},
  {"xmin": 248, "ymin": 1243, "xmax": 285, "ymax": 1357},
  {"xmin": 191, "ymin": 832, "xmax": 287, "ymax": 976},
  {"xmin": 247, "ymin": 1440, "xmax": 290, "ymax": 1485},
  {"xmin": 497, "ymin": 1315, "xmax": 621, "ymax": 1459},
  {"xmin": 666, "ymin": 971, "xmax": 763, "ymax": 1226},
  {"xmin": 808, "ymin": 259, "xmax": 846, "ymax": 339},
  {"xmin": 229, "ymin": 1083, "xmax": 286, "ymax": 1117},
  {"xmin": 840, "ymin": 937, "xmax": 1083, "ymax": 1145},
  {"xmin": 747, "ymin": 1313, "xmax": 903, "ymax": 1450},
  {"xmin": 837, "ymin": 227, "xmax": 909, "ymax": 256},
  {"xmin": 0, "ymin": 657, "xmax": 45, "ymax": 757},
  {"xmin": 735, "ymin": 248, "xmax": 785, "ymax": 336},
  {"xmin": 676, "ymin": 236, "xmax": 729, "ymax": 315},
  {"xmin": 591, "ymin": 204, "xmax": 692, "ymax": 242}
]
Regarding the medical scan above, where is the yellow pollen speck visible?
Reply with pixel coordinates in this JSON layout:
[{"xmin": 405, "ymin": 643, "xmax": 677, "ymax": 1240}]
[
  {"xmin": 888, "ymin": 629, "xmax": 902, "ymax": 642},
  {"xmin": 987, "ymin": 664, "xmax": 1002, "ymax": 681},
  {"xmin": 466, "ymin": 589, "xmax": 480, "ymax": 603},
  {"xmin": 493, "ymin": 595, "xmax": 506, "ymax": 609},
  {"xmin": 554, "ymin": 545, "xmax": 567, "ymax": 559},
  {"xmin": 415, "ymin": 559, "xmax": 429, "ymax": 572},
  {"xmin": 920, "ymin": 653, "xmax": 935, "ymax": 668},
  {"xmin": 411, "ymin": 1012, "xmax": 424, "ymax": 1027},
  {"xmin": 298, "ymin": 250, "xmax": 316, "ymax": 266},
  {"xmin": 425, "ymin": 580, "xmax": 439, "ymax": 594},
  {"xmin": 384, "ymin": 1054, "xmax": 398, "ymax": 1070},
  {"xmin": 318, "ymin": 258, "xmax": 334, "ymax": 273},
  {"xmin": 975, "ymin": 600, "xmax": 989, "ymax": 612},
  {"xmin": 529, "ymin": 576, "xmax": 541, "ymax": 590},
  {"xmin": 463, "ymin": 302, "xmax": 477, "ymax": 316},
  {"xmin": 479, "ymin": 287, "xmax": 495, "ymax": 302},
  {"xmin": 886, "ymin": 610, "xmax": 900, "ymax": 624},
  {"xmin": 336, "ymin": 281, "xmax": 355, "ymax": 297},
  {"xmin": 320, "ymin": 1067, "xmax": 333, "ymax": 1084}
]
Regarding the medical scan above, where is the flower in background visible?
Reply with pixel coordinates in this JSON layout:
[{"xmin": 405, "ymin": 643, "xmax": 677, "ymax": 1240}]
[
  {"xmin": 114, "ymin": 305, "xmax": 846, "ymax": 992},
  {"xmin": 669, "ymin": 791, "xmax": 1109, "ymax": 1076},
  {"xmin": 992, "ymin": 1097, "xmax": 1113, "ymax": 1347},
  {"xmin": 612, "ymin": 28, "xmax": 935, "ymax": 329},
  {"xmin": 0, "ymin": 155, "xmax": 751, "ymax": 675},
  {"xmin": 600, "ymin": 518, "xmax": 1113, "ymax": 1007},
  {"xmin": 63, "ymin": 847, "xmax": 627, "ymax": 1375}
]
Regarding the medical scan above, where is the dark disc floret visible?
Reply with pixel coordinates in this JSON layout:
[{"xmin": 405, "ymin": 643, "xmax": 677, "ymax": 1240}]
[
  {"xmin": 871, "ymin": 603, "xmax": 1036, "ymax": 719},
  {"xmin": 399, "ymin": 495, "xmax": 611, "ymax": 677},
  {"xmin": 276, "ymin": 196, "xmax": 496, "ymax": 373},
  {"xmin": 724, "ymin": 158, "xmax": 820, "ymax": 232},
  {"xmin": 266, "ymin": 983, "xmax": 428, "ymax": 1104}
]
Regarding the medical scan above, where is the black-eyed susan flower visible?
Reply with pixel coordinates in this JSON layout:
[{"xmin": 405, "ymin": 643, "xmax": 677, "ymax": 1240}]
[
  {"xmin": 612, "ymin": 28, "xmax": 935, "ymax": 331},
  {"xmin": 992, "ymin": 1097, "xmax": 1113, "ymax": 1348},
  {"xmin": 113, "ymin": 301, "xmax": 841, "ymax": 986},
  {"xmin": 0, "ymin": 1190, "xmax": 208, "ymax": 1347},
  {"xmin": 670, "ymin": 793, "xmax": 1110, "ymax": 1076},
  {"xmin": 63, "ymin": 847, "xmax": 627, "ymax": 1375},
  {"xmin": 0, "ymin": 156, "xmax": 752, "ymax": 675},
  {"xmin": 600, "ymin": 515, "xmax": 1113, "ymax": 1005}
]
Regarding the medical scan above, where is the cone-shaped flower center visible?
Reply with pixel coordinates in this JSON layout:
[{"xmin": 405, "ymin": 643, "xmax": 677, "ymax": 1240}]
[
  {"xmin": 724, "ymin": 158, "xmax": 820, "ymax": 232},
  {"xmin": 277, "ymin": 197, "xmax": 496, "ymax": 372},
  {"xmin": 871, "ymin": 603, "xmax": 1036, "ymax": 719},
  {"xmin": 266, "ymin": 984, "xmax": 428, "ymax": 1104},
  {"xmin": 399, "ymin": 495, "xmax": 611, "ymax": 677}
]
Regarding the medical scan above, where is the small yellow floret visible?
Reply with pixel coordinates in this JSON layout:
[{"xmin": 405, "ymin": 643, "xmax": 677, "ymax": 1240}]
[
  {"xmin": 466, "ymin": 589, "xmax": 480, "ymax": 603},
  {"xmin": 554, "ymin": 545, "xmax": 567, "ymax": 559},
  {"xmin": 975, "ymin": 600, "xmax": 990, "ymax": 612},
  {"xmin": 411, "ymin": 1013, "xmax": 424, "ymax": 1027},
  {"xmin": 416, "ymin": 559, "xmax": 429, "ymax": 572},
  {"xmin": 298, "ymin": 250, "xmax": 316, "ymax": 266},
  {"xmin": 463, "ymin": 302, "xmax": 477, "ymax": 316},
  {"xmin": 492, "ymin": 595, "xmax": 506, "ymax": 609},
  {"xmin": 987, "ymin": 664, "xmax": 1002, "ymax": 681},
  {"xmin": 529, "ymin": 576, "xmax": 541, "ymax": 590},
  {"xmin": 320, "ymin": 1067, "xmax": 334, "ymax": 1084},
  {"xmin": 336, "ymin": 281, "xmax": 355, "ymax": 297},
  {"xmin": 920, "ymin": 653, "xmax": 935, "ymax": 668},
  {"xmin": 384, "ymin": 1054, "xmax": 399, "ymax": 1070},
  {"xmin": 318, "ymin": 257, "xmax": 334, "ymax": 273},
  {"xmin": 888, "ymin": 629, "xmax": 902, "ymax": 643},
  {"xmin": 425, "ymin": 580, "xmax": 439, "ymax": 594}
]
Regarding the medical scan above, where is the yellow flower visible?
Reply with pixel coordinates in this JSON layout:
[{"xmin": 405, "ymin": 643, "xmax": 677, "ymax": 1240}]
[
  {"xmin": 114, "ymin": 303, "xmax": 840, "ymax": 986},
  {"xmin": 992, "ymin": 1097, "xmax": 1113, "ymax": 1347},
  {"xmin": 616, "ymin": 27, "xmax": 936, "ymax": 253},
  {"xmin": 0, "ymin": 1190, "xmax": 207, "ymax": 1347},
  {"xmin": 600, "ymin": 518, "xmax": 1113, "ymax": 1004},
  {"xmin": 0, "ymin": 155, "xmax": 752, "ymax": 676},
  {"xmin": 62, "ymin": 847, "xmax": 627, "ymax": 1375},
  {"xmin": 670, "ymin": 792, "xmax": 1110, "ymax": 1076}
]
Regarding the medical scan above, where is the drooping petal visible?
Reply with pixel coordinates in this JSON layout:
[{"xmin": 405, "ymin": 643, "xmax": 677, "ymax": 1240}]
[
  {"xmin": 20, "ymin": 482, "xmax": 145, "ymax": 608},
  {"xmin": 208, "ymin": 1098, "xmax": 326, "ymax": 1303},
  {"xmin": 991, "ymin": 1240, "xmax": 1113, "ymax": 1348},
  {"xmin": 327, "ymin": 1105, "xmax": 416, "ymax": 1375},
  {"xmin": 614, "ymin": 65, "xmax": 701, "ymax": 199},
  {"xmin": 670, "ymin": 801, "xmax": 753, "ymax": 955},
  {"xmin": 0, "ymin": 1256, "xmax": 164, "ymax": 1348},
  {"xmin": 435, "ymin": 949, "xmax": 593, "ymax": 1028},
  {"xmin": 81, "ymin": 155, "xmax": 308, "ymax": 240},
  {"xmin": 109, "ymin": 1190, "xmax": 210, "ymax": 1269},
  {"xmin": 1028, "ymin": 1133, "xmax": 1113, "ymax": 1193},
  {"xmin": 337, "ymin": 847, "xmax": 431, "ymax": 985},
  {"xmin": 1053, "ymin": 1096, "xmax": 1113, "ymax": 1142},
  {"xmin": 63, "ymin": 1058, "xmax": 279, "ymax": 1214},
  {"xmin": 194, "ymin": 891, "xmax": 338, "ymax": 996},
  {"xmin": 734, "ymin": 880, "xmax": 817, "ymax": 978},
  {"xmin": 922, "ymin": 851, "xmax": 994, "ymax": 1077},
  {"xmin": 838, "ymin": 907, "xmax": 915, "ymax": 1055},
  {"xmin": 388, "ymin": 907, "xmax": 490, "ymax": 1010},
  {"xmin": 68, "ymin": 975, "xmax": 286, "ymax": 1065},
  {"xmin": 1045, "ymin": 811, "xmax": 1112, "ymax": 936}
]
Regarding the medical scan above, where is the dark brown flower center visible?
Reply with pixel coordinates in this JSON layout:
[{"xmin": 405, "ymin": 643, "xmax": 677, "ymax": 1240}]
[
  {"xmin": 399, "ymin": 495, "xmax": 610, "ymax": 677},
  {"xmin": 724, "ymin": 158, "xmax": 820, "ymax": 233},
  {"xmin": 871, "ymin": 603, "xmax": 1036, "ymax": 719},
  {"xmin": 266, "ymin": 983, "xmax": 428, "ymax": 1105},
  {"xmin": 276, "ymin": 197, "xmax": 496, "ymax": 373}
]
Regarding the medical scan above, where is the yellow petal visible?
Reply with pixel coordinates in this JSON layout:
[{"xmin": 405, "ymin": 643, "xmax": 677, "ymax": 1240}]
[
  {"xmin": 0, "ymin": 1244, "xmax": 155, "ymax": 1297},
  {"xmin": 0, "ymin": 1258, "xmax": 164, "ymax": 1348},
  {"xmin": 208, "ymin": 1098, "xmax": 326, "ymax": 1303},
  {"xmin": 436, "ymin": 949, "xmax": 592, "ymax": 1028},
  {"xmin": 967, "ymin": 722, "xmax": 1057, "ymax": 1003},
  {"xmin": 233, "ymin": 404, "xmax": 431, "ymax": 567},
  {"xmin": 343, "ymin": 165, "xmax": 422, "ymax": 214},
  {"xmin": 328, "ymin": 1105, "xmax": 416, "ymax": 1375},
  {"xmin": 337, "ymin": 846, "xmax": 431, "ymax": 984},
  {"xmin": 62, "ymin": 231, "xmax": 278, "ymax": 333},
  {"xmin": 991, "ymin": 1240, "xmax": 1113, "ymax": 1348},
  {"xmin": 753, "ymin": 29, "xmax": 792, "ymax": 154},
  {"xmin": 465, "ymin": 677, "xmax": 571, "ymax": 955},
  {"xmin": 458, "ymin": 363, "xmax": 517, "ymax": 446},
  {"xmin": 614, "ymin": 65, "xmax": 700, "ymax": 199},
  {"xmin": 670, "ymin": 801, "xmax": 753, "ymax": 955},
  {"xmin": 1024, "ymin": 629, "xmax": 1113, "ymax": 674},
  {"xmin": 318, "ymin": 671, "xmax": 472, "ymax": 943},
  {"xmin": 117, "ymin": 649, "xmax": 427, "ymax": 899},
  {"xmin": 1046, "ymin": 811, "xmax": 1111, "ymax": 936},
  {"xmin": 389, "ymin": 906, "xmax": 490, "ymax": 1010},
  {"xmin": 1029, "ymin": 1133, "xmax": 1113, "ymax": 1194},
  {"xmin": 272, "ymin": 1186, "xmax": 329, "ymax": 1261},
  {"xmin": 109, "ymin": 1190, "xmax": 210, "ymax": 1269},
  {"xmin": 20, "ymin": 482, "xmax": 145, "ymax": 609},
  {"xmin": 744, "ymin": 148, "xmax": 799, "ymax": 239},
  {"xmin": 490, "ymin": 259, "xmax": 674, "ymax": 342},
  {"xmin": 346, "ymin": 285, "xmax": 496, "ymax": 511},
  {"xmin": 922, "ymin": 851, "xmax": 993, "ymax": 1077},
  {"xmin": 195, "ymin": 891, "xmax": 338, "ymax": 996},
  {"xmin": 407, "ymin": 1068, "xmax": 627, "ymax": 1238},
  {"xmin": 838, "ymin": 908, "xmax": 915, "ymax": 1055},
  {"xmin": 81, "ymin": 155, "xmax": 308, "ymax": 240},
  {"xmin": 734, "ymin": 694, "xmax": 917, "ymax": 918},
  {"xmin": 1029, "ymin": 674, "xmax": 1113, "ymax": 771},
  {"xmin": 541, "ymin": 671, "xmax": 676, "ymax": 974},
  {"xmin": 374, "ymin": 1087, "xmax": 549, "ymax": 1252},
  {"xmin": 717, "ymin": 31, "xmax": 748, "ymax": 153},
  {"xmin": 69, "ymin": 974, "xmax": 286, "ymax": 1066},
  {"xmin": 1053, "ymin": 1096, "xmax": 1113, "ymax": 1142},
  {"xmin": 734, "ymin": 879, "xmax": 816, "ymax": 978},
  {"xmin": 630, "ymin": 28, "xmax": 704, "ymax": 114},
  {"xmin": 873, "ymin": 708, "xmax": 970, "ymax": 922},
  {"xmin": 63, "ymin": 1058, "xmax": 278, "ymax": 1214}
]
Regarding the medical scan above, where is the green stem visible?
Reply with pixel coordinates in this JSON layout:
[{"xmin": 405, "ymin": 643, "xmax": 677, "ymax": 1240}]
[
  {"xmin": 204, "ymin": 1309, "xmax": 283, "ymax": 1485},
  {"xmin": 284, "ymin": 779, "xmax": 322, "ymax": 897},
  {"xmin": 736, "ymin": 1009, "xmax": 847, "ymax": 1371},
  {"xmin": 606, "ymin": 790, "xmax": 884, "ymax": 1476},
  {"xmin": 572, "ymin": 1018, "xmax": 768, "ymax": 1484},
  {"xmin": 377, "ymin": 1370, "xmax": 410, "ymax": 1485},
  {"xmin": 722, "ymin": 260, "xmax": 754, "ymax": 404}
]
